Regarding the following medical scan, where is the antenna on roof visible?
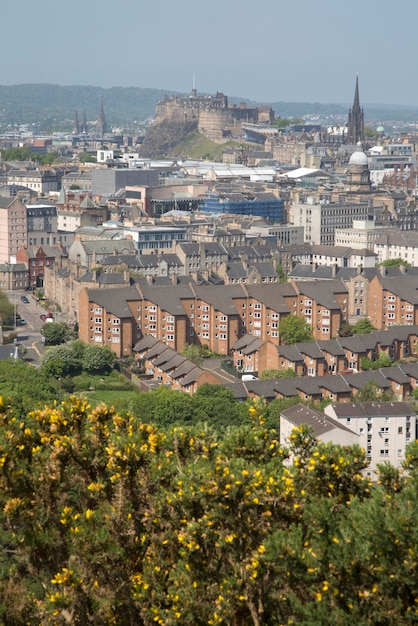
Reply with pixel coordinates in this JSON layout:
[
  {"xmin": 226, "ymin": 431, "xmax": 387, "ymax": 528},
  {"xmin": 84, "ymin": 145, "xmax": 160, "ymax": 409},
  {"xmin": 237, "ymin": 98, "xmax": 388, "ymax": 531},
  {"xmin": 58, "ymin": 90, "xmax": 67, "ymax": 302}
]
[{"xmin": 192, "ymin": 74, "xmax": 197, "ymax": 98}]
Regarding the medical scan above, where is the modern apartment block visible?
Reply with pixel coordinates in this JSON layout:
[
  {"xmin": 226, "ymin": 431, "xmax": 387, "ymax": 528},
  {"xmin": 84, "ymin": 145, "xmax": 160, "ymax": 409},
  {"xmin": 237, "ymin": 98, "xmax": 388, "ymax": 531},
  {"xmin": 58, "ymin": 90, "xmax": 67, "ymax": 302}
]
[{"xmin": 324, "ymin": 402, "xmax": 417, "ymax": 478}]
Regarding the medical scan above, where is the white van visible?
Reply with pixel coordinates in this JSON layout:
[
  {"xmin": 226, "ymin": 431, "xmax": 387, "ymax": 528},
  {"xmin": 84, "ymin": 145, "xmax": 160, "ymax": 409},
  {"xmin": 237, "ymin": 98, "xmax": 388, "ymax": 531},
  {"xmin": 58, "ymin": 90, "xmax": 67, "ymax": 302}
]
[{"xmin": 241, "ymin": 374, "xmax": 258, "ymax": 381}]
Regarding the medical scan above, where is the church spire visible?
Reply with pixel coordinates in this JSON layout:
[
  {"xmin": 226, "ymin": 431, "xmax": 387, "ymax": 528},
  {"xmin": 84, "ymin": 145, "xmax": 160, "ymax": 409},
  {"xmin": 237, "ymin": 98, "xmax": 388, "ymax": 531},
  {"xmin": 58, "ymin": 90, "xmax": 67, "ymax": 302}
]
[
  {"xmin": 74, "ymin": 109, "xmax": 80, "ymax": 134},
  {"xmin": 82, "ymin": 110, "xmax": 87, "ymax": 133},
  {"xmin": 346, "ymin": 75, "xmax": 364, "ymax": 145},
  {"xmin": 96, "ymin": 96, "xmax": 107, "ymax": 138}
]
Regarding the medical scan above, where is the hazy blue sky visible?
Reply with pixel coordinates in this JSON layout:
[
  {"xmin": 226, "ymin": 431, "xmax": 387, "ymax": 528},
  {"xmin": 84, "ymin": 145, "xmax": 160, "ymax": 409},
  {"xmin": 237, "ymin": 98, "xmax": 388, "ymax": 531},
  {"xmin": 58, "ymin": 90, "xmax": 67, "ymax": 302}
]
[{"xmin": 2, "ymin": 0, "xmax": 417, "ymax": 106}]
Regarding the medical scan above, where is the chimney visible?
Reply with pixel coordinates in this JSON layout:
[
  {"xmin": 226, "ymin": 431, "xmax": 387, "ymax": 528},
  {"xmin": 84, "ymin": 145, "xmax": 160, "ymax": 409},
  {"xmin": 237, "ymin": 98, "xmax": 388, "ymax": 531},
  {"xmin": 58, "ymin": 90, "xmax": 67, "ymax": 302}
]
[
  {"xmin": 380, "ymin": 264, "xmax": 387, "ymax": 276},
  {"xmin": 332, "ymin": 263, "xmax": 337, "ymax": 277},
  {"xmin": 171, "ymin": 273, "xmax": 178, "ymax": 285},
  {"xmin": 146, "ymin": 275, "xmax": 153, "ymax": 285}
]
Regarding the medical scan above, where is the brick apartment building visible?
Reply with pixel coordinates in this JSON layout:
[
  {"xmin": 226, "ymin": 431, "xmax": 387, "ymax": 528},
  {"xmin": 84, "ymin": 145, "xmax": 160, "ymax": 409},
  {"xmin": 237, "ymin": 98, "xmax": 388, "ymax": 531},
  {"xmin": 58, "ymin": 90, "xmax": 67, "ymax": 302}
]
[{"xmin": 77, "ymin": 277, "xmax": 352, "ymax": 358}]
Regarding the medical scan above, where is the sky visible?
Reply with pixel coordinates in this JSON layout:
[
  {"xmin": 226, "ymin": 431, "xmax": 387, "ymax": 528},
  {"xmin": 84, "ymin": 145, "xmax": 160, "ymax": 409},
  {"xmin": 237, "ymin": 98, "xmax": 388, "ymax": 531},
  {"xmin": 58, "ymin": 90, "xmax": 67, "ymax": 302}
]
[{"xmin": 2, "ymin": 0, "xmax": 418, "ymax": 107}]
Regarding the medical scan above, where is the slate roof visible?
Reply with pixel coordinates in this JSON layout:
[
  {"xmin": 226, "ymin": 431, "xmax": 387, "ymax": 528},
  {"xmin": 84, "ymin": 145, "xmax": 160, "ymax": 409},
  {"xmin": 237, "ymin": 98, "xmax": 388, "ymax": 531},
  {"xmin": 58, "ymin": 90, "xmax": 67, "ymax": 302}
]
[
  {"xmin": 316, "ymin": 339, "xmax": 346, "ymax": 356},
  {"xmin": 133, "ymin": 335, "xmax": 160, "ymax": 353},
  {"xmin": 245, "ymin": 283, "xmax": 296, "ymax": 312},
  {"xmin": 294, "ymin": 279, "xmax": 346, "ymax": 309},
  {"xmin": 138, "ymin": 283, "xmax": 193, "ymax": 315},
  {"xmin": 328, "ymin": 401, "xmax": 415, "ymax": 419},
  {"xmin": 85, "ymin": 286, "xmax": 139, "ymax": 318},
  {"xmin": 379, "ymin": 275, "xmax": 418, "ymax": 303},
  {"xmin": 232, "ymin": 334, "xmax": 265, "ymax": 353},
  {"xmin": 281, "ymin": 404, "xmax": 355, "ymax": 438}
]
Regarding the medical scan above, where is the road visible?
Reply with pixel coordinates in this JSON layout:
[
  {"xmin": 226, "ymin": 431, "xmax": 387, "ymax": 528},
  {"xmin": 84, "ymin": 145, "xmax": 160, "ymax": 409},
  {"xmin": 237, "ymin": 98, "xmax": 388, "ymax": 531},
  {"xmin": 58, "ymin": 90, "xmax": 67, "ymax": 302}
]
[{"xmin": 5, "ymin": 290, "xmax": 50, "ymax": 365}]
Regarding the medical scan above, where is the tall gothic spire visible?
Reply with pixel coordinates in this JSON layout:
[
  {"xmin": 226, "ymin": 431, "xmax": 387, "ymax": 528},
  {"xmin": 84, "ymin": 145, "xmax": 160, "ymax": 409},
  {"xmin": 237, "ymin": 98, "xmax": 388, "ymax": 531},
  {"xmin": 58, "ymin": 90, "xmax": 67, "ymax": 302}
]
[
  {"xmin": 74, "ymin": 109, "xmax": 80, "ymax": 134},
  {"xmin": 96, "ymin": 96, "xmax": 107, "ymax": 138},
  {"xmin": 346, "ymin": 76, "xmax": 364, "ymax": 145},
  {"xmin": 82, "ymin": 109, "xmax": 87, "ymax": 134}
]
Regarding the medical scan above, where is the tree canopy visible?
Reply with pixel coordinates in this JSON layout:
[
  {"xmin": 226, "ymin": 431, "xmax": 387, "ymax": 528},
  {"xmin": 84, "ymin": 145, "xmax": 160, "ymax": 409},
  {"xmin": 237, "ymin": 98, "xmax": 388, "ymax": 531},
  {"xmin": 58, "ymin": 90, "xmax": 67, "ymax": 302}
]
[
  {"xmin": 279, "ymin": 315, "xmax": 314, "ymax": 345},
  {"xmin": 380, "ymin": 258, "xmax": 412, "ymax": 268},
  {"xmin": 352, "ymin": 318, "xmax": 376, "ymax": 335},
  {"xmin": 42, "ymin": 321, "xmax": 76, "ymax": 346}
]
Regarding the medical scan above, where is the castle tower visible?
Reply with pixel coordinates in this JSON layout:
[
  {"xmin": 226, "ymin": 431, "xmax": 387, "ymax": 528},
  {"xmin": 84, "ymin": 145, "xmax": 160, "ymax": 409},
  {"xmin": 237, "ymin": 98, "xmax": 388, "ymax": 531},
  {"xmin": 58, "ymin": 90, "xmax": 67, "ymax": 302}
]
[
  {"xmin": 74, "ymin": 110, "xmax": 80, "ymax": 134},
  {"xmin": 346, "ymin": 76, "xmax": 364, "ymax": 145},
  {"xmin": 96, "ymin": 96, "xmax": 107, "ymax": 138}
]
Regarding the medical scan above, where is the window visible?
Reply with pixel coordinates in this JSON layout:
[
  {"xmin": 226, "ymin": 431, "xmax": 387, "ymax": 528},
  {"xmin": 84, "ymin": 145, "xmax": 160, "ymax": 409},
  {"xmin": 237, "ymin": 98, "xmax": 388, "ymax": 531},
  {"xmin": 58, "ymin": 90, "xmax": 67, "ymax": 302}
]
[
  {"xmin": 95, "ymin": 308, "xmax": 102, "ymax": 314},
  {"xmin": 166, "ymin": 335, "xmax": 174, "ymax": 341},
  {"xmin": 398, "ymin": 426, "xmax": 403, "ymax": 434},
  {"xmin": 112, "ymin": 336, "xmax": 120, "ymax": 343},
  {"xmin": 254, "ymin": 303, "xmax": 261, "ymax": 310},
  {"xmin": 220, "ymin": 334, "xmax": 227, "ymax": 340},
  {"xmin": 380, "ymin": 450, "xmax": 389, "ymax": 456},
  {"xmin": 111, "ymin": 328, "xmax": 120, "ymax": 334}
]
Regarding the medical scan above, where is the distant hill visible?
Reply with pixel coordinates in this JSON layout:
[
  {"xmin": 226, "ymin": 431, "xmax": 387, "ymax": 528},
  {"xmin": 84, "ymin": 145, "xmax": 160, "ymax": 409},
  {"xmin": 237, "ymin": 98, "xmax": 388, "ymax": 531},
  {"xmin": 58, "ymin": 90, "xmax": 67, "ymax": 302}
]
[
  {"xmin": 0, "ymin": 84, "xmax": 416, "ymax": 130},
  {"xmin": 0, "ymin": 84, "xmax": 175, "ymax": 128}
]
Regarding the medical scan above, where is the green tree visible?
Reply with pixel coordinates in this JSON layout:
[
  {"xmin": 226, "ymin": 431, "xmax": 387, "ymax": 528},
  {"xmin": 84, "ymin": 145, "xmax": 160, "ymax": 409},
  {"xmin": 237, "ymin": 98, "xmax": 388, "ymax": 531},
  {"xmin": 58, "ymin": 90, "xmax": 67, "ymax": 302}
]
[
  {"xmin": 259, "ymin": 368, "xmax": 296, "ymax": 380},
  {"xmin": 42, "ymin": 321, "xmax": 75, "ymax": 346},
  {"xmin": 360, "ymin": 354, "xmax": 392, "ymax": 371},
  {"xmin": 81, "ymin": 344, "xmax": 115, "ymax": 373},
  {"xmin": 0, "ymin": 293, "xmax": 15, "ymax": 328},
  {"xmin": 356, "ymin": 379, "xmax": 393, "ymax": 402},
  {"xmin": 381, "ymin": 258, "xmax": 412, "ymax": 268},
  {"xmin": 181, "ymin": 343, "xmax": 204, "ymax": 365},
  {"xmin": 352, "ymin": 318, "xmax": 376, "ymax": 335},
  {"xmin": 338, "ymin": 322, "xmax": 353, "ymax": 337},
  {"xmin": 40, "ymin": 344, "xmax": 82, "ymax": 378},
  {"xmin": 279, "ymin": 315, "xmax": 314, "ymax": 345},
  {"xmin": 77, "ymin": 151, "xmax": 96, "ymax": 163},
  {"xmin": 0, "ymin": 359, "xmax": 58, "ymax": 415},
  {"xmin": 276, "ymin": 264, "xmax": 287, "ymax": 282}
]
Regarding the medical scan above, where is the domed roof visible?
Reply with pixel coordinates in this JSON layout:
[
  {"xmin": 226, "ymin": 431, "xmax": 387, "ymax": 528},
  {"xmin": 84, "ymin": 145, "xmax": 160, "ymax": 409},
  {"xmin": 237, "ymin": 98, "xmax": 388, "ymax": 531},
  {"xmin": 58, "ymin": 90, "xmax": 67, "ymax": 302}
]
[{"xmin": 349, "ymin": 141, "xmax": 368, "ymax": 166}]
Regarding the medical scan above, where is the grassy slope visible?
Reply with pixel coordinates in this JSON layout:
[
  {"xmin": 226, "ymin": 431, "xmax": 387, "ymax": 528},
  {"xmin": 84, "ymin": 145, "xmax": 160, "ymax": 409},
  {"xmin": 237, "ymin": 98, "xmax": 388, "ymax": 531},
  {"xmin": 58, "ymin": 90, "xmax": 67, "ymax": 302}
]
[{"xmin": 169, "ymin": 131, "xmax": 258, "ymax": 160}]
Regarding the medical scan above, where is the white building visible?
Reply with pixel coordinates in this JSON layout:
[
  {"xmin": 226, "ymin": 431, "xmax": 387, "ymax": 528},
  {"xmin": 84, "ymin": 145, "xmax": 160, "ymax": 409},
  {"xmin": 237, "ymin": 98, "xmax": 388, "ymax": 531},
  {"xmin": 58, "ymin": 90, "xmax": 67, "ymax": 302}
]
[
  {"xmin": 280, "ymin": 404, "xmax": 359, "ymax": 450},
  {"xmin": 373, "ymin": 231, "xmax": 418, "ymax": 266},
  {"xmin": 292, "ymin": 195, "xmax": 373, "ymax": 245},
  {"xmin": 335, "ymin": 219, "xmax": 394, "ymax": 250},
  {"xmin": 324, "ymin": 402, "xmax": 417, "ymax": 479}
]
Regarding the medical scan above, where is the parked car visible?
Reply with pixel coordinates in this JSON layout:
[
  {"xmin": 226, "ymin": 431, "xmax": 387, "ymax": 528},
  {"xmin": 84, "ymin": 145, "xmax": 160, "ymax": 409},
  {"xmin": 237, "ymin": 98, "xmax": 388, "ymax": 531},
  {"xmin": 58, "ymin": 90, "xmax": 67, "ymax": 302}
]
[
  {"xmin": 19, "ymin": 319, "xmax": 27, "ymax": 325},
  {"xmin": 21, "ymin": 295, "xmax": 29, "ymax": 304}
]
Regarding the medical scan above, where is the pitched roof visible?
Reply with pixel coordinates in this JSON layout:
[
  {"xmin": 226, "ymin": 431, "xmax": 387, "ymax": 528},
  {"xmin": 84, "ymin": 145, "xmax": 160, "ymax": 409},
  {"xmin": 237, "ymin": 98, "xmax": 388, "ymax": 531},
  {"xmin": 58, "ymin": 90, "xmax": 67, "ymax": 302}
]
[
  {"xmin": 281, "ymin": 404, "xmax": 355, "ymax": 438},
  {"xmin": 85, "ymin": 285, "xmax": 139, "ymax": 318},
  {"xmin": 327, "ymin": 401, "xmax": 415, "ymax": 419}
]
